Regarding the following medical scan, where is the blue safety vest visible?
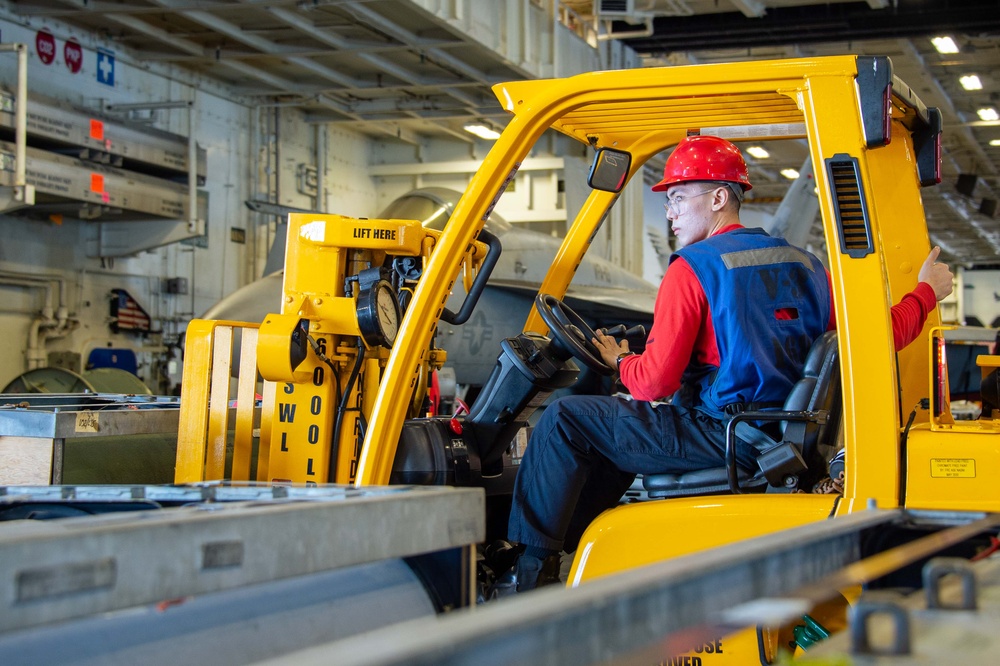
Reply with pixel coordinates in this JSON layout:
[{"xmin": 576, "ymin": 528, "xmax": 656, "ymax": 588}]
[{"xmin": 670, "ymin": 228, "xmax": 830, "ymax": 419}]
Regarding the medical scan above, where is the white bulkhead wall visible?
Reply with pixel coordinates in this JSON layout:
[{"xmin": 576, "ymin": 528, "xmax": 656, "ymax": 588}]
[
  {"xmin": 0, "ymin": 11, "xmax": 377, "ymax": 393},
  {"xmin": 0, "ymin": 1, "xmax": 646, "ymax": 394}
]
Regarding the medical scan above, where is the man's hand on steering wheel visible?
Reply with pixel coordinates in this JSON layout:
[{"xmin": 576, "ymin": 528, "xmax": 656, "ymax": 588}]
[{"xmin": 593, "ymin": 330, "xmax": 630, "ymax": 369}]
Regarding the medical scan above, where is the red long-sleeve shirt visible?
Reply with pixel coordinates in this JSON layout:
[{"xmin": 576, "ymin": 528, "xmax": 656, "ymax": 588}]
[{"xmin": 618, "ymin": 225, "xmax": 938, "ymax": 402}]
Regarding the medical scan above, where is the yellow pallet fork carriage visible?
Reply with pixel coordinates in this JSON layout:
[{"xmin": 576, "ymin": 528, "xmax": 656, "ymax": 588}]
[
  {"xmin": 177, "ymin": 214, "xmax": 496, "ymax": 484},
  {"xmin": 174, "ymin": 55, "xmax": 1000, "ymax": 661}
]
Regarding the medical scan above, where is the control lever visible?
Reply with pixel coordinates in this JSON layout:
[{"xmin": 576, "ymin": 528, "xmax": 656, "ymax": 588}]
[
  {"xmin": 624, "ymin": 324, "xmax": 646, "ymax": 342},
  {"xmin": 597, "ymin": 324, "xmax": 646, "ymax": 343},
  {"xmin": 599, "ymin": 324, "xmax": 627, "ymax": 337}
]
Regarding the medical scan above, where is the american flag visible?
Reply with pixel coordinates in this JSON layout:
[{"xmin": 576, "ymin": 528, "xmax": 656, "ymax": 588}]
[{"xmin": 110, "ymin": 289, "xmax": 151, "ymax": 333}]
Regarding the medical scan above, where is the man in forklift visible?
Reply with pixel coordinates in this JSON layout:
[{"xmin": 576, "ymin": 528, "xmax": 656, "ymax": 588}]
[{"xmin": 496, "ymin": 135, "xmax": 955, "ymax": 595}]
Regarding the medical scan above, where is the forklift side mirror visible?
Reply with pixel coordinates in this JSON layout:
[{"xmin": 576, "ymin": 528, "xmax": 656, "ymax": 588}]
[{"xmin": 588, "ymin": 148, "xmax": 632, "ymax": 193}]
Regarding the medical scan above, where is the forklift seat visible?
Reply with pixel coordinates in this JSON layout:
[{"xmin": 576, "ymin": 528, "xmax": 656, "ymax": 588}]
[{"xmin": 642, "ymin": 331, "xmax": 841, "ymax": 498}]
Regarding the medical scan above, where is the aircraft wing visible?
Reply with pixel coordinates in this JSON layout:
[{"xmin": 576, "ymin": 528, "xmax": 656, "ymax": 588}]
[
  {"xmin": 763, "ymin": 156, "xmax": 820, "ymax": 250},
  {"xmin": 485, "ymin": 280, "xmax": 655, "ymax": 317}
]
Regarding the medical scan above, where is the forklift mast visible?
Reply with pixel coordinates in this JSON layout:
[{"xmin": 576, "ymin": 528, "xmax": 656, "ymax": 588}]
[{"xmin": 176, "ymin": 215, "xmax": 492, "ymax": 484}]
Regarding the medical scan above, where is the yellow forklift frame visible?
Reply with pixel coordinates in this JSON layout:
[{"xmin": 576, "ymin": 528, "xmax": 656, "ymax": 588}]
[
  {"xmin": 175, "ymin": 52, "xmax": 998, "ymax": 580},
  {"xmin": 174, "ymin": 54, "xmax": 1000, "ymax": 662}
]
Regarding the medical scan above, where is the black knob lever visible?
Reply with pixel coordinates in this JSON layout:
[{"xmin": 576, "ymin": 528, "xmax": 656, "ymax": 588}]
[
  {"xmin": 598, "ymin": 324, "xmax": 646, "ymax": 342},
  {"xmin": 599, "ymin": 324, "xmax": 627, "ymax": 337},
  {"xmin": 624, "ymin": 325, "xmax": 646, "ymax": 342}
]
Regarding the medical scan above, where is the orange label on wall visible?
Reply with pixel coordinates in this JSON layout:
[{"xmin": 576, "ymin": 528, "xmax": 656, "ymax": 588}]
[
  {"xmin": 90, "ymin": 173, "xmax": 104, "ymax": 193},
  {"xmin": 90, "ymin": 119, "xmax": 104, "ymax": 140}
]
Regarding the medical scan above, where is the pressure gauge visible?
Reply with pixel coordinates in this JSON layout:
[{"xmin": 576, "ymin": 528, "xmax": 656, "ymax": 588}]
[{"xmin": 357, "ymin": 279, "xmax": 400, "ymax": 348}]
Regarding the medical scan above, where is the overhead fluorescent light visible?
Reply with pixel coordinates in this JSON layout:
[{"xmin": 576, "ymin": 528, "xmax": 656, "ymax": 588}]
[
  {"xmin": 746, "ymin": 146, "xmax": 769, "ymax": 159},
  {"xmin": 960, "ymin": 75, "xmax": 983, "ymax": 91},
  {"xmin": 989, "ymin": 139, "xmax": 1000, "ymax": 147},
  {"xmin": 977, "ymin": 108, "xmax": 999, "ymax": 122},
  {"xmin": 931, "ymin": 36, "xmax": 959, "ymax": 54},
  {"xmin": 463, "ymin": 123, "xmax": 501, "ymax": 140},
  {"xmin": 780, "ymin": 168, "xmax": 800, "ymax": 180}
]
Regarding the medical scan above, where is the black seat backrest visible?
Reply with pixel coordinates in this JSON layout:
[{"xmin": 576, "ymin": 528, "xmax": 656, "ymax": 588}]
[
  {"xmin": 783, "ymin": 330, "xmax": 841, "ymax": 467},
  {"xmin": 642, "ymin": 331, "xmax": 841, "ymax": 498},
  {"xmin": 783, "ymin": 331, "xmax": 841, "ymax": 487}
]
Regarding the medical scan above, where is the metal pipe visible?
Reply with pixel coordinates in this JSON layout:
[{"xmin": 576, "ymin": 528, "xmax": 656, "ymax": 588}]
[
  {"xmin": 188, "ymin": 96, "xmax": 198, "ymax": 233},
  {"xmin": 315, "ymin": 124, "xmax": 326, "ymax": 213},
  {"xmin": 27, "ymin": 317, "xmax": 46, "ymax": 369},
  {"xmin": 596, "ymin": 17, "xmax": 654, "ymax": 41},
  {"xmin": 104, "ymin": 100, "xmax": 195, "ymax": 112},
  {"xmin": 0, "ymin": 273, "xmax": 74, "ymax": 367},
  {"xmin": 274, "ymin": 105, "xmax": 280, "ymax": 203},
  {"xmin": 13, "ymin": 44, "xmax": 27, "ymax": 202},
  {"xmin": 0, "ymin": 44, "xmax": 32, "ymax": 204},
  {"xmin": 0, "ymin": 277, "xmax": 54, "ymax": 317},
  {"xmin": 0, "ymin": 271, "xmax": 67, "ymax": 313}
]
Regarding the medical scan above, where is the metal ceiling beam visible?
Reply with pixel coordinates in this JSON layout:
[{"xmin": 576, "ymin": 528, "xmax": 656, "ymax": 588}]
[
  {"xmin": 102, "ymin": 13, "xmax": 304, "ymax": 93},
  {"xmin": 267, "ymin": 3, "xmax": 483, "ymax": 112},
  {"xmin": 896, "ymin": 39, "xmax": 997, "ymax": 179},
  {"xmin": 26, "ymin": 0, "xmax": 514, "ymax": 133},
  {"xmin": 266, "ymin": 6, "xmax": 423, "ymax": 85},
  {"xmin": 728, "ymin": 0, "xmax": 766, "ymax": 19},
  {"xmin": 623, "ymin": 0, "xmax": 1000, "ymax": 53},
  {"xmin": 14, "ymin": 0, "xmax": 257, "ymax": 17},
  {"xmin": 16, "ymin": 0, "xmax": 469, "ymax": 55},
  {"xmin": 59, "ymin": 0, "xmax": 486, "ymax": 122},
  {"xmin": 331, "ymin": 96, "xmax": 473, "ymax": 114},
  {"xmin": 414, "ymin": 121, "xmax": 475, "ymax": 144},
  {"xmin": 43, "ymin": 0, "xmax": 307, "ymax": 93},
  {"xmin": 314, "ymin": 96, "xmax": 421, "ymax": 145},
  {"xmin": 133, "ymin": 40, "xmax": 466, "ymax": 61},
  {"xmin": 142, "ymin": 0, "xmax": 362, "ymax": 89},
  {"xmin": 304, "ymin": 109, "xmax": 507, "ymax": 123},
  {"xmin": 228, "ymin": 82, "xmax": 486, "ymax": 98},
  {"xmin": 342, "ymin": 3, "xmax": 494, "ymax": 86}
]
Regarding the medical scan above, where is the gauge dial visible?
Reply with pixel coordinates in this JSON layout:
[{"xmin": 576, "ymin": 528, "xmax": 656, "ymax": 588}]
[{"xmin": 357, "ymin": 280, "xmax": 400, "ymax": 348}]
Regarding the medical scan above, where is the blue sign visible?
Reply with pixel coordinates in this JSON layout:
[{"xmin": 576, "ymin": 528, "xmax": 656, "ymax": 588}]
[{"xmin": 97, "ymin": 49, "xmax": 115, "ymax": 86}]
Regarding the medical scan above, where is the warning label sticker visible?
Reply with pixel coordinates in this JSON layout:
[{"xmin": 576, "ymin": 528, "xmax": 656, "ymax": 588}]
[
  {"xmin": 75, "ymin": 412, "xmax": 99, "ymax": 433},
  {"xmin": 930, "ymin": 458, "xmax": 975, "ymax": 478}
]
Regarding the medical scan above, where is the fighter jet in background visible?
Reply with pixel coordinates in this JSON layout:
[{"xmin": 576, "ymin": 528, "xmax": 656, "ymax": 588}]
[
  {"xmin": 760, "ymin": 157, "xmax": 820, "ymax": 250},
  {"xmin": 205, "ymin": 188, "xmax": 658, "ymax": 393}
]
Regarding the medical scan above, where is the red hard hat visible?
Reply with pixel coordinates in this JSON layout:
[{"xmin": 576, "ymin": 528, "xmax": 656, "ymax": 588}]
[{"xmin": 651, "ymin": 135, "xmax": 752, "ymax": 192}]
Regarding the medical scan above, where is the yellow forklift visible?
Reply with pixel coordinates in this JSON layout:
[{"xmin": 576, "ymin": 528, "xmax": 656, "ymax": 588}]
[{"xmin": 175, "ymin": 55, "xmax": 1000, "ymax": 661}]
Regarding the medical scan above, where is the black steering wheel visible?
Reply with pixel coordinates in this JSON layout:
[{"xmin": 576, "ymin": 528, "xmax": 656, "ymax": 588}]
[{"xmin": 534, "ymin": 293, "xmax": 614, "ymax": 376}]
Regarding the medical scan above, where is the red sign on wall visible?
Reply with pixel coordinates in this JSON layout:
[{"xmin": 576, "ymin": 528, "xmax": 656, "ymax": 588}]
[
  {"xmin": 64, "ymin": 39, "xmax": 83, "ymax": 74},
  {"xmin": 35, "ymin": 30, "xmax": 56, "ymax": 65}
]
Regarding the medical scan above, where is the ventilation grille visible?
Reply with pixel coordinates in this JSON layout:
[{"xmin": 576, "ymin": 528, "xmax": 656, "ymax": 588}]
[
  {"xmin": 595, "ymin": 0, "xmax": 635, "ymax": 17},
  {"xmin": 826, "ymin": 155, "xmax": 873, "ymax": 258}
]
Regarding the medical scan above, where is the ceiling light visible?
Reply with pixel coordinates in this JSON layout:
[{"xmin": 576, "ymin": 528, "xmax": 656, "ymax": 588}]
[
  {"xmin": 746, "ymin": 146, "xmax": 769, "ymax": 159},
  {"xmin": 977, "ymin": 108, "xmax": 999, "ymax": 122},
  {"xmin": 780, "ymin": 168, "xmax": 800, "ymax": 180},
  {"xmin": 990, "ymin": 139, "xmax": 1000, "ymax": 147},
  {"xmin": 931, "ymin": 36, "xmax": 959, "ymax": 54},
  {"xmin": 463, "ymin": 123, "xmax": 501, "ymax": 140},
  {"xmin": 960, "ymin": 75, "xmax": 983, "ymax": 91}
]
